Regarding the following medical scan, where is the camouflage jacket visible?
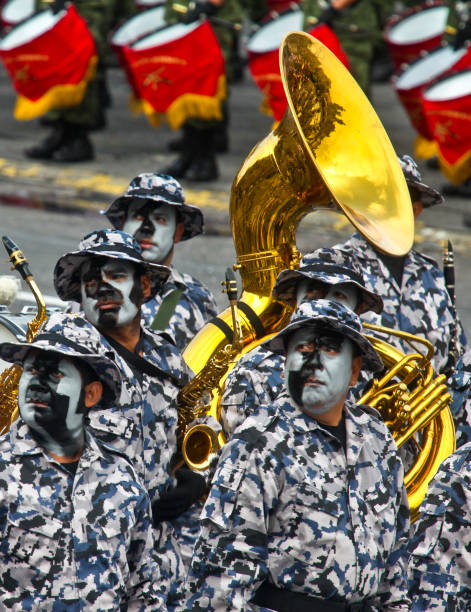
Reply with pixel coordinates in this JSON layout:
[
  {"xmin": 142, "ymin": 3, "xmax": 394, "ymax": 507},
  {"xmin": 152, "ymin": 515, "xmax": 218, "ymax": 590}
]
[
  {"xmin": 408, "ymin": 442, "xmax": 471, "ymax": 610},
  {"xmin": 183, "ymin": 399, "xmax": 411, "ymax": 611},
  {"xmin": 0, "ymin": 420, "xmax": 164, "ymax": 611},
  {"xmin": 331, "ymin": 232, "xmax": 468, "ymax": 375},
  {"xmin": 141, "ymin": 266, "xmax": 218, "ymax": 351}
]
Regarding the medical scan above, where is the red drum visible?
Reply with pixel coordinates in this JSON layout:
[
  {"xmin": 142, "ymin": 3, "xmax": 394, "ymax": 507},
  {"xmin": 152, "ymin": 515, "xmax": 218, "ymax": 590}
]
[
  {"xmin": 0, "ymin": 5, "xmax": 97, "ymax": 121},
  {"xmin": 384, "ymin": 1, "xmax": 449, "ymax": 72},
  {"xmin": 393, "ymin": 44, "xmax": 471, "ymax": 158},
  {"xmin": 247, "ymin": 9, "xmax": 349, "ymax": 121},
  {"xmin": 110, "ymin": 6, "xmax": 166, "ymax": 96},
  {"xmin": 1, "ymin": 0, "xmax": 34, "ymax": 29},
  {"xmin": 423, "ymin": 69, "xmax": 471, "ymax": 185},
  {"xmin": 122, "ymin": 19, "xmax": 226, "ymax": 129}
]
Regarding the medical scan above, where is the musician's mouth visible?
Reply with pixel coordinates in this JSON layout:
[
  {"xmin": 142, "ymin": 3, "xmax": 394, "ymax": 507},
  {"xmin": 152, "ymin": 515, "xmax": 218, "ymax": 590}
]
[{"xmin": 139, "ymin": 240, "xmax": 156, "ymax": 250}]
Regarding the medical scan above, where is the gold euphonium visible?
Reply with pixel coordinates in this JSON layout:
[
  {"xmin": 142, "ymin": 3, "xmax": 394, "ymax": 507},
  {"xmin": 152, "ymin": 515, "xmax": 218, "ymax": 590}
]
[
  {"xmin": 0, "ymin": 236, "xmax": 47, "ymax": 433},
  {"xmin": 178, "ymin": 32, "xmax": 455, "ymax": 516}
]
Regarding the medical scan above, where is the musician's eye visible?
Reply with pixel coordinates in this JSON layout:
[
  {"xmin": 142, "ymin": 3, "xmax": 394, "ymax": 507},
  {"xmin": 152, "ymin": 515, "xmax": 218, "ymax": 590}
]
[
  {"xmin": 152, "ymin": 214, "xmax": 168, "ymax": 225},
  {"xmin": 318, "ymin": 335, "xmax": 343, "ymax": 354}
]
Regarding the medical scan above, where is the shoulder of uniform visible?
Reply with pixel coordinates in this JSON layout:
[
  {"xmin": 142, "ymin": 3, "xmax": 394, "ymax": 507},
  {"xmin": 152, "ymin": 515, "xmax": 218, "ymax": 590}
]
[
  {"xmin": 349, "ymin": 401, "xmax": 383, "ymax": 422},
  {"xmin": 232, "ymin": 411, "xmax": 279, "ymax": 449},
  {"xmin": 409, "ymin": 248, "xmax": 439, "ymax": 268}
]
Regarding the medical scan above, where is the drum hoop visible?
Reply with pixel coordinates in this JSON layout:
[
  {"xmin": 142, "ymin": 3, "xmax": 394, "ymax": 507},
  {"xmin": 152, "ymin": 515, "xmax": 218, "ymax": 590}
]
[
  {"xmin": 0, "ymin": 9, "xmax": 63, "ymax": 51},
  {"xmin": 2, "ymin": 0, "xmax": 35, "ymax": 23},
  {"xmin": 384, "ymin": 0, "xmax": 448, "ymax": 39},
  {"xmin": 247, "ymin": 9, "xmax": 303, "ymax": 53},
  {"xmin": 424, "ymin": 68, "xmax": 471, "ymax": 101},
  {"xmin": 131, "ymin": 19, "xmax": 202, "ymax": 50},
  {"xmin": 394, "ymin": 45, "xmax": 467, "ymax": 89},
  {"xmin": 111, "ymin": 6, "xmax": 166, "ymax": 46}
]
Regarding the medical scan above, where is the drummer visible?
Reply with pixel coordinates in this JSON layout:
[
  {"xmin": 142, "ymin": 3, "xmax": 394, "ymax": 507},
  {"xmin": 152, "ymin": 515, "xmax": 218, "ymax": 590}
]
[
  {"xmin": 24, "ymin": 0, "xmax": 136, "ymax": 163},
  {"xmin": 103, "ymin": 172, "xmax": 218, "ymax": 350}
]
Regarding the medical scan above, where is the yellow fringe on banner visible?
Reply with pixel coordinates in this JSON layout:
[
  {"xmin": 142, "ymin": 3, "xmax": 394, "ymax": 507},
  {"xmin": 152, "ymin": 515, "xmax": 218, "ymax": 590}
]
[
  {"xmin": 134, "ymin": 75, "xmax": 227, "ymax": 130},
  {"xmin": 438, "ymin": 149, "xmax": 471, "ymax": 185},
  {"xmin": 260, "ymin": 96, "xmax": 274, "ymax": 118},
  {"xmin": 13, "ymin": 56, "xmax": 98, "ymax": 121},
  {"xmin": 414, "ymin": 134, "xmax": 438, "ymax": 160}
]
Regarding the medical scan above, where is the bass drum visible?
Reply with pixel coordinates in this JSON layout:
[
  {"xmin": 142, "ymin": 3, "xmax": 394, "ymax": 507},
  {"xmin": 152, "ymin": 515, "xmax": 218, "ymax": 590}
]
[
  {"xmin": 1, "ymin": 0, "xmax": 34, "ymax": 29},
  {"xmin": 384, "ymin": 0, "xmax": 449, "ymax": 72},
  {"xmin": 393, "ymin": 44, "xmax": 471, "ymax": 158},
  {"xmin": 0, "ymin": 306, "xmax": 28, "ymax": 372}
]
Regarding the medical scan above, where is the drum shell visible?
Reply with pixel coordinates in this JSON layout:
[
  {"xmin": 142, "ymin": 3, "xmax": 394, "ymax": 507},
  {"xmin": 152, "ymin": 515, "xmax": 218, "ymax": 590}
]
[
  {"xmin": 384, "ymin": 1, "xmax": 449, "ymax": 72},
  {"xmin": 393, "ymin": 45, "xmax": 471, "ymax": 141},
  {"xmin": 422, "ymin": 68, "xmax": 471, "ymax": 184},
  {"xmin": 0, "ymin": 6, "xmax": 97, "ymax": 120}
]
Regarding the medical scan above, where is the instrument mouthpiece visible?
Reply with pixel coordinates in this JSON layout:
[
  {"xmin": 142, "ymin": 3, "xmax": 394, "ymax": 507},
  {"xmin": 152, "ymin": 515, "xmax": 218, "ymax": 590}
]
[{"xmin": 2, "ymin": 235, "xmax": 32, "ymax": 281}]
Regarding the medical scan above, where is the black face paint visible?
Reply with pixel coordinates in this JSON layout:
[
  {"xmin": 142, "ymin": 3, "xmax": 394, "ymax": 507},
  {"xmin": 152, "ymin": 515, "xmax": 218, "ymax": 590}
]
[{"xmin": 131, "ymin": 202, "xmax": 156, "ymax": 241}]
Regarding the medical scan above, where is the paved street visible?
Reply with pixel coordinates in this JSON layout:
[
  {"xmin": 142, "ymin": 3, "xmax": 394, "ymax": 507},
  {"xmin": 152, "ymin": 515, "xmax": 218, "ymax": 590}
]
[{"xmin": 0, "ymin": 49, "xmax": 470, "ymax": 333}]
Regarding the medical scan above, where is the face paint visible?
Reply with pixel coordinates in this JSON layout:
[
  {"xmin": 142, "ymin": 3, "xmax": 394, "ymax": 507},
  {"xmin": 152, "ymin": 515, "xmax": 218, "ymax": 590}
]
[
  {"xmin": 296, "ymin": 280, "xmax": 328, "ymax": 305},
  {"xmin": 19, "ymin": 352, "xmax": 86, "ymax": 457},
  {"xmin": 80, "ymin": 258, "xmax": 142, "ymax": 329},
  {"xmin": 284, "ymin": 327, "xmax": 354, "ymax": 417},
  {"xmin": 325, "ymin": 283, "xmax": 359, "ymax": 312},
  {"xmin": 123, "ymin": 200, "xmax": 177, "ymax": 263}
]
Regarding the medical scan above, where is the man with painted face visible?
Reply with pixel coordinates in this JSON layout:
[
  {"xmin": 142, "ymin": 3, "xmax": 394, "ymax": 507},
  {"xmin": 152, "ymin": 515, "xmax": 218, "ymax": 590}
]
[
  {"xmin": 53, "ymin": 229, "xmax": 206, "ymax": 602},
  {"xmin": 182, "ymin": 300, "xmax": 410, "ymax": 611},
  {"xmin": 103, "ymin": 173, "xmax": 218, "ymax": 350},
  {"xmin": 220, "ymin": 252, "xmax": 384, "ymax": 439},
  {"xmin": 0, "ymin": 312, "xmax": 165, "ymax": 610}
]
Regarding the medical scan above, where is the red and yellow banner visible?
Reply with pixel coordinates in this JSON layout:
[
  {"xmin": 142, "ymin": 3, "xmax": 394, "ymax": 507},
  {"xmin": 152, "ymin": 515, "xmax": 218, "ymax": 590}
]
[
  {"xmin": 122, "ymin": 20, "xmax": 226, "ymax": 130},
  {"xmin": 249, "ymin": 24, "xmax": 350, "ymax": 121},
  {"xmin": 0, "ymin": 5, "xmax": 97, "ymax": 120}
]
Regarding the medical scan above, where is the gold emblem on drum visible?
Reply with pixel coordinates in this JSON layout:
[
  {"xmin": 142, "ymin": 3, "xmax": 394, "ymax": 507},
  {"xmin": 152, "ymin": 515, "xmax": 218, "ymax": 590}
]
[
  {"xmin": 143, "ymin": 67, "xmax": 171, "ymax": 90},
  {"xmin": 433, "ymin": 112, "xmax": 471, "ymax": 142}
]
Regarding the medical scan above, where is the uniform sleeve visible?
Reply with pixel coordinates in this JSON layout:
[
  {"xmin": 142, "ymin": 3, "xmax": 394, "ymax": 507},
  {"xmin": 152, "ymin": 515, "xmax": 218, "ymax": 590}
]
[
  {"xmin": 408, "ymin": 465, "xmax": 471, "ymax": 610},
  {"xmin": 182, "ymin": 440, "xmax": 276, "ymax": 611},
  {"xmin": 126, "ymin": 488, "xmax": 168, "ymax": 611},
  {"xmin": 372, "ymin": 455, "xmax": 411, "ymax": 611}
]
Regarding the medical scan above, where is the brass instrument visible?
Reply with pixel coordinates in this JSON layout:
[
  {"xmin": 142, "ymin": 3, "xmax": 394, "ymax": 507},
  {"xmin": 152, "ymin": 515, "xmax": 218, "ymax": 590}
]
[
  {"xmin": 179, "ymin": 31, "xmax": 453, "ymax": 516},
  {"xmin": 0, "ymin": 236, "xmax": 47, "ymax": 434}
]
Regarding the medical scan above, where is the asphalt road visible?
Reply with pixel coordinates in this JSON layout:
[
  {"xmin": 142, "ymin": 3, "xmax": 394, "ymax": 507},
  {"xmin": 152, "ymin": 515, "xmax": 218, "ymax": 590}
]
[{"xmin": 0, "ymin": 50, "xmax": 470, "ymax": 334}]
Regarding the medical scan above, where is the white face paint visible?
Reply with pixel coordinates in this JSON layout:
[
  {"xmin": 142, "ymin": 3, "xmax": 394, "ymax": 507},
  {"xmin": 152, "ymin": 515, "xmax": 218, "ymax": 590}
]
[
  {"xmin": 19, "ymin": 352, "xmax": 86, "ymax": 457},
  {"xmin": 80, "ymin": 259, "xmax": 141, "ymax": 328},
  {"xmin": 123, "ymin": 200, "xmax": 177, "ymax": 263},
  {"xmin": 284, "ymin": 327, "xmax": 354, "ymax": 418},
  {"xmin": 325, "ymin": 283, "xmax": 359, "ymax": 312}
]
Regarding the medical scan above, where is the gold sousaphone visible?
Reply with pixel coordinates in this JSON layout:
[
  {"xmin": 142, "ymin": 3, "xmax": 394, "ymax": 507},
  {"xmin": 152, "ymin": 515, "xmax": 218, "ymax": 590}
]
[{"xmin": 178, "ymin": 32, "xmax": 455, "ymax": 520}]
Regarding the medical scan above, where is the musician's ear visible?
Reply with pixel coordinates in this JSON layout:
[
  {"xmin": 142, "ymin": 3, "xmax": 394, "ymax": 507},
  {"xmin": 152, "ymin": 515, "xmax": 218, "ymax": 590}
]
[
  {"xmin": 141, "ymin": 274, "xmax": 151, "ymax": 299},
  {"xmin": 173, "ymin": 221, "xmax": 185, "ymax": 245}
]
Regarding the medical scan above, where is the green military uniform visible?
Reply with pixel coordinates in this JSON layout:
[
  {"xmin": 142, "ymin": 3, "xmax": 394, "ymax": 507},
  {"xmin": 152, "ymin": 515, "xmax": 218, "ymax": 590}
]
[{"xmin": 302, "ymin": 0, "xmax": 382, "ymax": 96}]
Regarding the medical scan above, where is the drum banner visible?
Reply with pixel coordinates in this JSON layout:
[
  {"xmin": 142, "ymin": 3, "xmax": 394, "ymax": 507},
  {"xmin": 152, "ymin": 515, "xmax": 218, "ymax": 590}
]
[
  {"xmin": 123, "ymin": 20, "xmax": 226, "ymax": 130},
  {"xmin": 249, "ymin": 24, "xmax": 350, "ymax": 121},
  {"xmin": 0, "ymin": 5, "xmax": 97, "ymax": 121},
  {"xmin": 423, "ymin": 92, "xmax": 471, "ymax": 184}
]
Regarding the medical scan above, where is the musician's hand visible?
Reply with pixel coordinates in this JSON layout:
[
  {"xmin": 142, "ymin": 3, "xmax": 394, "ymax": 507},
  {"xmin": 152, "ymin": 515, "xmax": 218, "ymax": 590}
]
[
  {"xmin": 151, "ymin": 468, "xmax": 207, "ymax": 524},
  {"xmin": 452, "ymin": 20, "xmax": 471, "ymax": 49},
  {"xmin": 51, "ymin": 0, "xmax": 67, "ymax": 14},
  {"xmin": 182, "ymin": 0, "xmax": 218, "ymax": 24}
]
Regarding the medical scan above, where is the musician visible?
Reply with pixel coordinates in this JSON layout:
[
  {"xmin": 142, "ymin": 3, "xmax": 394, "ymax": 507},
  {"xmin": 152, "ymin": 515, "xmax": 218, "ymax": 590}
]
[
  {"xmin": 0, "ymin": 315, "xmax": 164, "ymax": 610},
  {"xmin": 25, "ymin": 0, "xmax": 136, "ymax": 162},
  {"xmin": 182, "ymin": 299, "xmax": 411, "ymax": 611},
  {"xmin": 408, "ymin": 441, "xmax": 471, "ymax": 608},
  {"xmin": 221, "ymin": 254, "xmax": 384, "ymax": 438},
  {"xmin": 103, "ymin": 172, "xmax": 218, "ymax": 350},
  {"xmin": 52, "ymin": 229, "xmax": 206, "ymax": 603}
]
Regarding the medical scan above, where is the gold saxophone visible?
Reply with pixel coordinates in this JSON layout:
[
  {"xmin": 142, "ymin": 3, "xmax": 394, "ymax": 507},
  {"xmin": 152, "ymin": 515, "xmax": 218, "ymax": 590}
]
[
  {"xmin": 0, "ymin": 236, "xmax": 48, "ymax": 434},
  {"xmin": 177, "ymin": 32, "xmax": 455, "ymax": 517}
]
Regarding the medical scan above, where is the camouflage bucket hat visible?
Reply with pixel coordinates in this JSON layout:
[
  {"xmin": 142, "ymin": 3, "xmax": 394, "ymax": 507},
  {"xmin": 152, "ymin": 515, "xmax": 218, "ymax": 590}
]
[
  {"xmin": 103, "ymin": 173, "xmax": 204, "ymax": 241},
  {"xmin": 53, "ymin": 229, "xmax": 170, "ymax": 303},
  {"xmin": 265, "ymin": 299, "xmax": 383, "ymax": 372},
  {"xmin": 273, "ymin": 252, "xmax": 383, "ymax": 315},
  {"xmin": 0, "ymin": 312, "xmax": 122, "ymax": 409},
  {"xmin": 399, "ymin": 154, "xmax": 443, "ymax": 208}
]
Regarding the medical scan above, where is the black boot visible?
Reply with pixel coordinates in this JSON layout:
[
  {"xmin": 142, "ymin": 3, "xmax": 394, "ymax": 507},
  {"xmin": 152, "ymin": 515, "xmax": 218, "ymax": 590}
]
[
  {"xmin": 52, "ymin": 124, "xmax": 94, "ymax": 162},
  {"xmin": 24, "ymin": 122, "xmax": 67, "ymax": 160},
  {"xmin": 442, "ymin": 177, "xmax": 471, "ymax": 198},
  {"xmin": 185, "ymin": 127, "xmax": 219, "ymax": 182},
  {"xmin": 160, "ymin": 124, "xmax": 197, "ymax": 178},
  {"xmin": 168, "ymin": 120, "xmax": 229, "ymax": 154}
]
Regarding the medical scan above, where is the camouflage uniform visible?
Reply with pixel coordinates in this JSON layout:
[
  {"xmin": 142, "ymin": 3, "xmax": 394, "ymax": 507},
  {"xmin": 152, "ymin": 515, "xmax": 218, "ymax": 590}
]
[
  {"xmin": 0, "ymin": 419, "xmax": 164, "ymax": 611},
  {"xmin": 408, "ymin": 441, "xmax": 471, "ymax": 610},
  {"xmin": 329, "ymin": 232, "xmax": 468, "ymax": 375},
  {"xmin": 183, "ymin": 398, "xmax": 411, "ymax": 610},
  {"xmin": 448, "ymin": 349, "xmax": 471, "ymax": 448},
  {"xmin": 141, "ymin": 266, "xmax": 218, "ymax": 351}
]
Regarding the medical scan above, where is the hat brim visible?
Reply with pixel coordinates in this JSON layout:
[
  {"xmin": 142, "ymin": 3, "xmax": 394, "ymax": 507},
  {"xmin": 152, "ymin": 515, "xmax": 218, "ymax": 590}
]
[
  {"xmin": 104, "ymin": 195, "xmax": 204, "ymax": 241},
  {"xmin": 53, "ymin": 250, "xmax": 169, "ymax": 303},
  {"xmin": 264, "ymin": 315, "xmax": 383, "ymax": 373},
  {"xmin": 273, "ymin": 268, "xmax": 383, "ymax": 315},
  {"xmin": 0, "ymin": 341, "xmax": 121, "ymax": 409},
  {"xmin": 409, "ymin": 180, "xmax": 444, "ymax": 208}
]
